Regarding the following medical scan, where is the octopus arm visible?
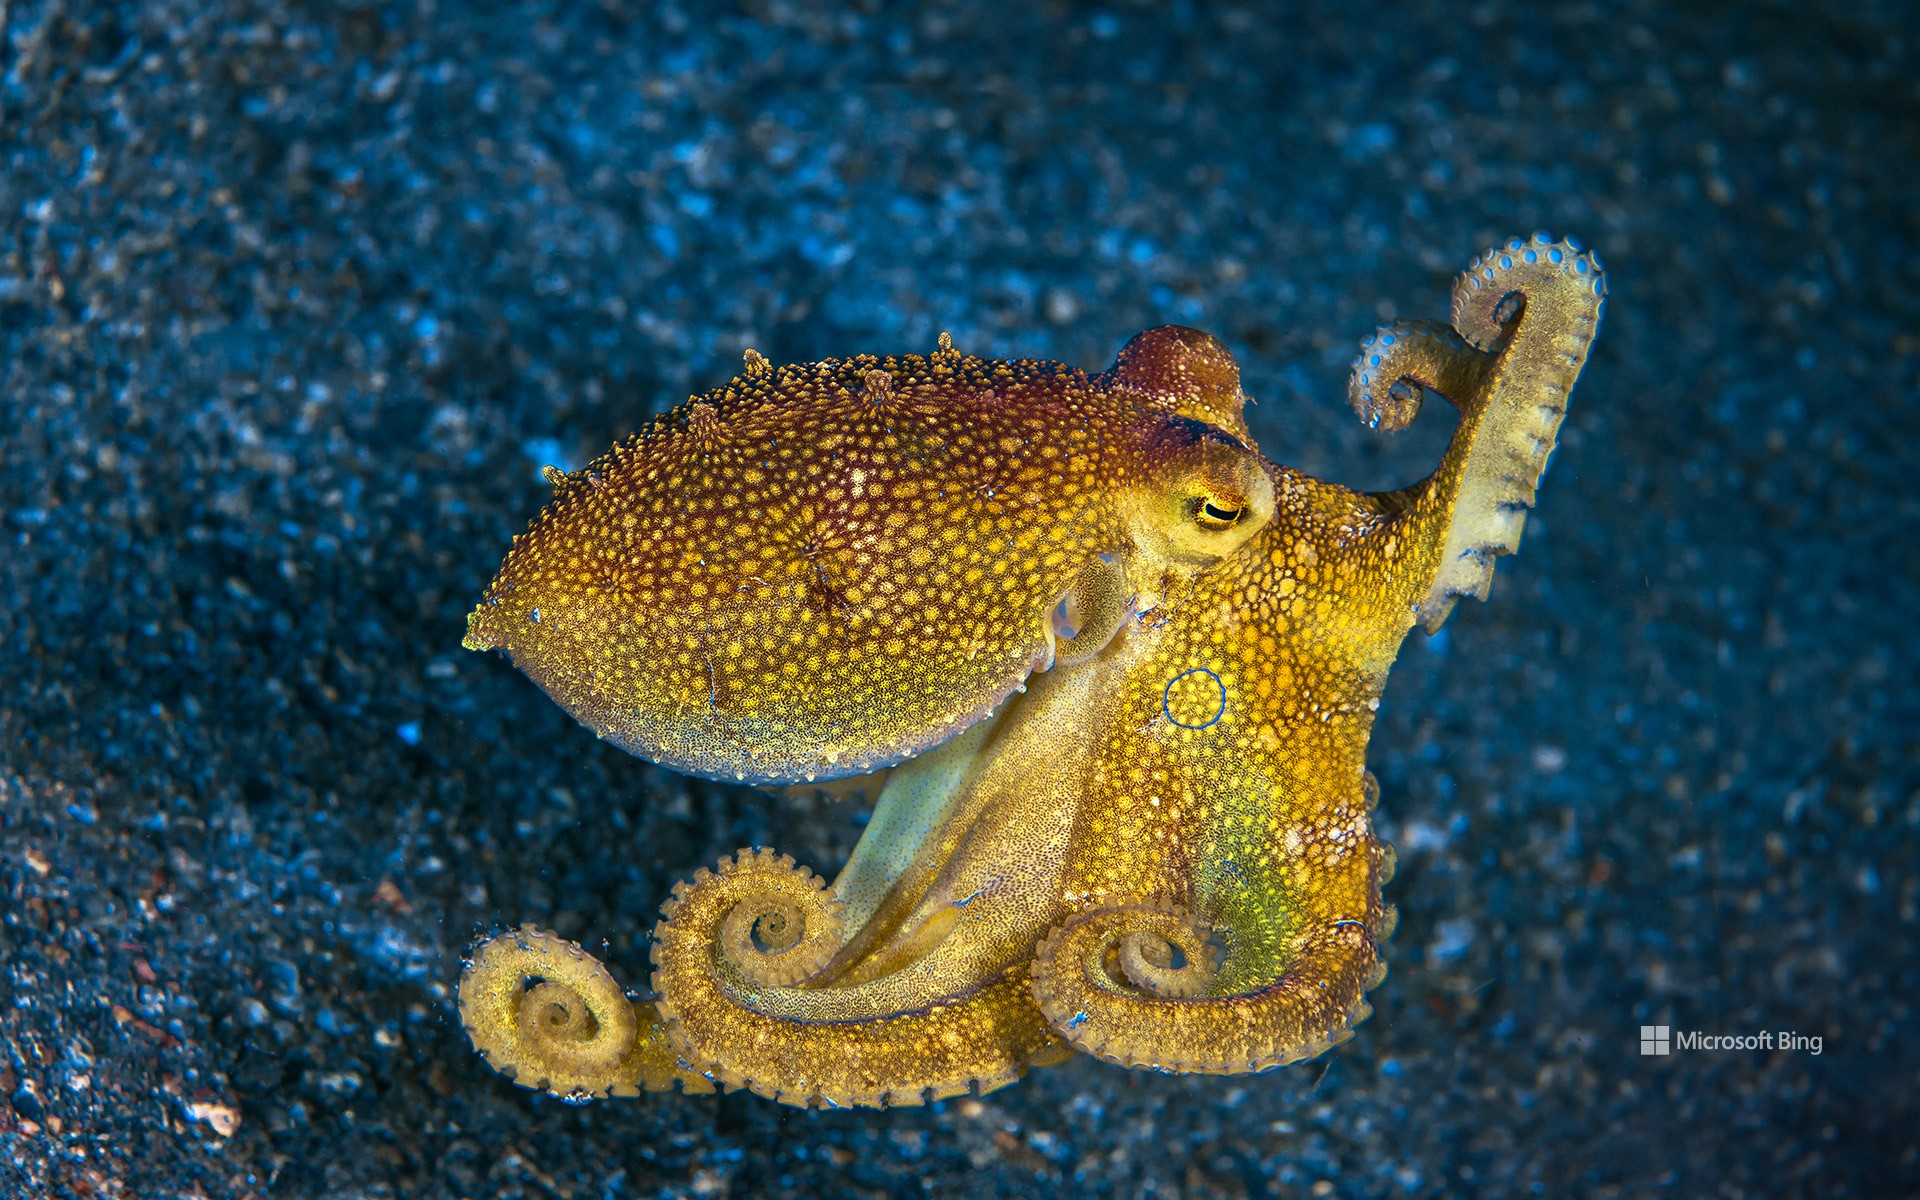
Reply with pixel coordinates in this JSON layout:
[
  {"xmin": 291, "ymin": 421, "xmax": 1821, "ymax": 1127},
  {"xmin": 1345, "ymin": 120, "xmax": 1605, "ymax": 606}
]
[
  {"xmin": 1029, "ymin": 908, "xmax": 1384, "ymax": 1073},
  {"xmin": 1349, "ymin": 234, "xmax": 1607, "ymax": 631},
  {"xmin": 816, "ymin": 551, "xmax": 1131, "ymax": 950},
  {"xmin": 647, "ymin": 849, "xmax": 1066, "ymax": 1107},
  {"xmin": 825, "ymin": 711, "xmax": 1006, "ymax": 942},
  {"xmin": 457, "ymin": 926, "xmax": 715, "ymax": 1099},
  {"xmin": 1026, "ymin": 738, "xmax": 1394, "ymax": 1073}
]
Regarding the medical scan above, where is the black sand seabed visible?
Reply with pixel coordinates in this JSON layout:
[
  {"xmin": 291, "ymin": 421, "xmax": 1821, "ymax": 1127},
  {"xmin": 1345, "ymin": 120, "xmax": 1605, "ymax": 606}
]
[{"xmin": 2, "ymin": 2, "xmax": 1916, "ymax": 1197}]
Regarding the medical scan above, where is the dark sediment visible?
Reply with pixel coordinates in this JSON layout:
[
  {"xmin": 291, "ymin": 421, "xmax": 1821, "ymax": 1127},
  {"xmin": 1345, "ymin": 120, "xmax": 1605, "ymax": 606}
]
[{"xmin": 2, "ymin": 2, "xmax": 1916, "ymax": 1197}]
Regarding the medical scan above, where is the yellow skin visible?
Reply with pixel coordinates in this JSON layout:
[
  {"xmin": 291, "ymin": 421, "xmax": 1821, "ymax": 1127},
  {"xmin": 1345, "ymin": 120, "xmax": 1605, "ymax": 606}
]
[
  {"xmin": 458, "ymin": 235, "xmax": 1606, "ymax": 1107},
  {"xmin": 463, "ymin": 330, "xmax": 1266, "ymax": 786}
]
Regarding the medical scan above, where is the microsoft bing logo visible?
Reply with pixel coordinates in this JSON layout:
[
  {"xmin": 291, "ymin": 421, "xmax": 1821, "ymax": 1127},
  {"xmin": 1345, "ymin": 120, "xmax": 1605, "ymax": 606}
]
[{"xmin": 1637, "ymin": 1023, "xmax": 1821, "ymax": 1055}]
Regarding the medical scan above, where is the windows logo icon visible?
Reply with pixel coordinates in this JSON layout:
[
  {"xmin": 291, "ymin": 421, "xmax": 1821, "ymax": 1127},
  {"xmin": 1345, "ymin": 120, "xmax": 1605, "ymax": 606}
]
[{"xmin": 1640, "ymin": 1025, "xmax": 1670, "ymax": 1056}]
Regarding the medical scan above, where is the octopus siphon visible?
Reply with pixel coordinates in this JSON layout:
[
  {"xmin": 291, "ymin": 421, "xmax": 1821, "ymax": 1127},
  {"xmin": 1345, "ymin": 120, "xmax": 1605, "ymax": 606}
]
[{"xmin": 456, "ymin": 234, "xmax": 1606, "ymax": 1107}]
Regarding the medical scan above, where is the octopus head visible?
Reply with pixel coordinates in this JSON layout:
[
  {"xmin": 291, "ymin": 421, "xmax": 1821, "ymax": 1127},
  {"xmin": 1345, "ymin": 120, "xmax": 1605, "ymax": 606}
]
[{"xmin": 1125, "ymin": 416, "xmax": 1275, "ymax": 570}]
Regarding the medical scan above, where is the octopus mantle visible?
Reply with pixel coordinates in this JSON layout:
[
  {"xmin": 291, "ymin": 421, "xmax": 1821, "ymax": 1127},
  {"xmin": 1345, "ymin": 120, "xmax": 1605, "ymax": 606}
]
[{"xmin": 457, "ymin": 235, "xmax": 1606, "ymax": 1107}]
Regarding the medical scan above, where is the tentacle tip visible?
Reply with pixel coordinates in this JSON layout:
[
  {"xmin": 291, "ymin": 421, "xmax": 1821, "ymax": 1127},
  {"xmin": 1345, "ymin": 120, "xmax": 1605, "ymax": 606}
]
[{"xmin": 1346, "ymin": 367, "xmax": 1423, "ymax": 434}]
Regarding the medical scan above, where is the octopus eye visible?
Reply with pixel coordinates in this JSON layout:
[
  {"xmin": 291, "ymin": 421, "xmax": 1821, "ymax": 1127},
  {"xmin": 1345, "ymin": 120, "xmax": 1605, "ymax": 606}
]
[
  {"xmin": 1130, "ymin": 422, "xmax": 1276, "ymax": 568},
  {"xmin": 1196, "ymin": 499, "xmax": 1245, "ymax": 530}
]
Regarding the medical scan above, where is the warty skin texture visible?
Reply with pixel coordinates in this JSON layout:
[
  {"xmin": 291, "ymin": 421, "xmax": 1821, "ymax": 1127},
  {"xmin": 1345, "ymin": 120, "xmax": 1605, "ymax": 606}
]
[
  {"xmin": 463, "ymin": 330, "xmax": 1266, "ymax": 787},
  {"xmin": 458, "ymin": 234, "xmax": 1606, "ymax": 1107}
]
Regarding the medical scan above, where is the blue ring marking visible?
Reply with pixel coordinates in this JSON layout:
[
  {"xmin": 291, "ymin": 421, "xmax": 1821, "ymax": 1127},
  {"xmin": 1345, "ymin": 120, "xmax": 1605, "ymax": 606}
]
[{"xmin": 1164, "ymin": 667, "xmax": 1227, "ymax": 730}]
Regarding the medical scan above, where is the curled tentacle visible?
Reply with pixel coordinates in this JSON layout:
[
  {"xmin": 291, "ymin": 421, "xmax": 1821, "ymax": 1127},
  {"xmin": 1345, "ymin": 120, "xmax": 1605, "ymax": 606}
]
[
  {"xmin": 1111, "ymin": 908, "xmax": 1220, "ymax": 999},
  {"xmin": 650, "ymin": 848, "xmax": 1062, "ymax": 1107},
  {"xmin": 1454, "ymin": 232, "xmax": 1608, "ymax": 353},
  {"xmin": 458, "ymin": 925, "xmax": 712, "ymax": 1099},
  {"xmin": 1347, "ymin": 320, "xmax": 1487, "ymax": 433},
  {"xmin": 1384, "ymin": 232, "xmax": 1607, "ymax": 630},
  {"xmin": 1031, "ymin": 908, "xmax": 1382, "ymax": 1074},
  {"xmin": 663, "ymin": 848, "xmax": 845, "ymax": 990},
  {"xmin": 708, "ymin": 852, "xmax": 846, "ymax": 986}
]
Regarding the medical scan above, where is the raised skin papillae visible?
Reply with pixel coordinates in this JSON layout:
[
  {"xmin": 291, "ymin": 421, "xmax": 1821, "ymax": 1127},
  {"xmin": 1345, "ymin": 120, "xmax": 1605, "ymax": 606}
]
[{"xmin": 459, "ymin": 235, "xmax": 1606, "ymax": 1108}]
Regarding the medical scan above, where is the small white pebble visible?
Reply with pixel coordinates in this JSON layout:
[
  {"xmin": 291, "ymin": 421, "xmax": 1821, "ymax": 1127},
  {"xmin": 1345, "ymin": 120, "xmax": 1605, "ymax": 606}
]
[{"xmin": 186, "ymin": 1101, "xmax": 241, "ymax": 1138}]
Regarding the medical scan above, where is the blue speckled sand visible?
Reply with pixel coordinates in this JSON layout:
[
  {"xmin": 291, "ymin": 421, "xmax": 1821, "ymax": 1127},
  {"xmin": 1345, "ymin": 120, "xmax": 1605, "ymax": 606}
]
[{"xmin": 2, "ymin": 2, "xmax": 1915, "ymax": 1196}]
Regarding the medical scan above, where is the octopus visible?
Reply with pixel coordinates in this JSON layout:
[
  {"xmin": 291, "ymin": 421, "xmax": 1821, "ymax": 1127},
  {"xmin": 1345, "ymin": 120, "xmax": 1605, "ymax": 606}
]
[{"xmin": 456, "ymin": 234, "xmax": 1606, "ymax": 1107}]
